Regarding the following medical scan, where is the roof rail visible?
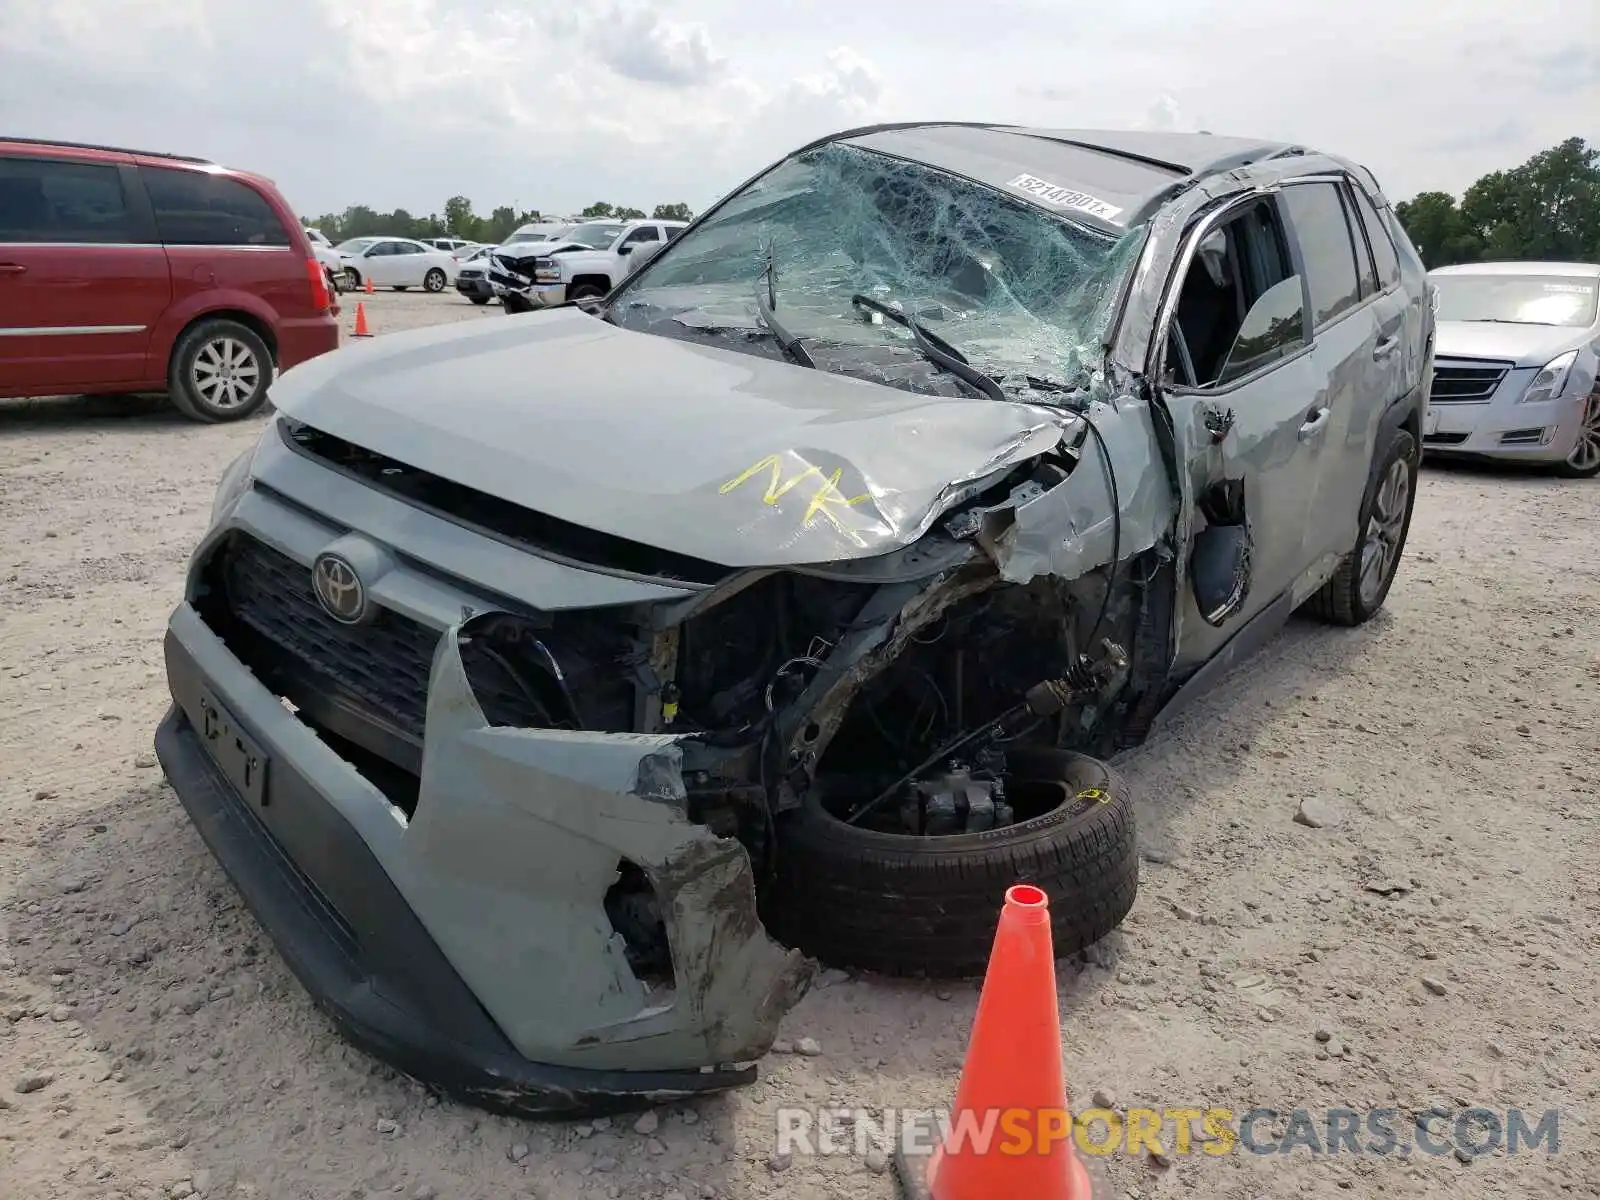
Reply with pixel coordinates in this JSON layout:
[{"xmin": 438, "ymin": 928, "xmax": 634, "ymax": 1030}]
[{"xmin": 0, "ymin": 135, "xmax": 212, "ymax": 165}]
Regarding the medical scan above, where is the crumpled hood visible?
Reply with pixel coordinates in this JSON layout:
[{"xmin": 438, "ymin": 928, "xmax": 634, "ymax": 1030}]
[
  {"xmin": 1433, "ymin": 320, "xmax": 1588, "ymax": 369},
  {"xmin": 270, "ymin": 307, "xmax": 1082, "ymax": 569}
]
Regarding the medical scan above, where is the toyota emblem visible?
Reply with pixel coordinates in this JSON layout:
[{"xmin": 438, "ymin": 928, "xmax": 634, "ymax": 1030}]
[{"xmin": 311, "ymin": 552, "xmax": 371, "ymax": 625}]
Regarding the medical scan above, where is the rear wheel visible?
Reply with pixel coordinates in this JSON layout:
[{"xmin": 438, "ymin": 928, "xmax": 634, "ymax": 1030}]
[
  {"xmin": 1554, "ymin": 391, "xmax": 1600, "ymax": 479},
  {"xmin": 469, "ymin": 295, "xmax": 491, "ymax": 306},
  {"xmin": 423, "ymin": 268, "xmax": 447, "ymax": 293},
  {"xmin": 1306, "ymin": 427, "xmax": 1418, "ymax": 625},
  {"xmin": 167, "ymin": 319, "xmax": 273, "ymax": 424}
]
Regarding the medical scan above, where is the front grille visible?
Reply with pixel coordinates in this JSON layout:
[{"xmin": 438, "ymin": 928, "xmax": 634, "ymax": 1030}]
[
  {"xmin": 1423, "ymin": 431, "xmax": 1469, "ymax": 445},
  {"xmin": 198, "ymin": 536, "xmax": 640, "ymax": 769},
  {"xmin": 214, "ymin": 536, "xmax": 453, "ymax": 745},
  {"xmin": 1429, "ymin": 361, "xmax": 1511, "ymax": 403},
  {"xmin": 459, "ymin": 268, "xmax": 483, "ymax": 279}
]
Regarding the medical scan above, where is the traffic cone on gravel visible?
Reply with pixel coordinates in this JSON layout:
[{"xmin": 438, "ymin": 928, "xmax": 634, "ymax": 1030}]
[
  {"xmin": 922, "ymin": 884, "xmax": 1095, "ymax": 1200},
  {"xmin": 364, "ymin": 275, "xmax": 374, "ymax": 295},
  {"xmin": 352, "ymin": 302, "xmax": 372, "ymax": 338}
]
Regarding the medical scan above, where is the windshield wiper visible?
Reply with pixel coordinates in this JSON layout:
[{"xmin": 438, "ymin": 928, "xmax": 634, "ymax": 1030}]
[
  {"xmin": 754, "ymin": 247, "xmax": 815, "ymax": 369},
  {"xmin": 850, "ymin": 294, "xmax": 1007, "ymax": 403}
]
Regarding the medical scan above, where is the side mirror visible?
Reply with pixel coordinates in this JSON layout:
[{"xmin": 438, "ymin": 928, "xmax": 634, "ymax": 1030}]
[
  {"xmin": 616, "ymin": 243, "xmax": 633, "ymax": 255},
  {"xmin": 1190, "ymin": 523, "xmax": 1252, "ymax": 626}
]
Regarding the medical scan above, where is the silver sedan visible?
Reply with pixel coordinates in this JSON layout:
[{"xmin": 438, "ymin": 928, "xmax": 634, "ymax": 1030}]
[{"xmin": 1423, "ymin": 261, "xmax": 1600, "ymax": 478}]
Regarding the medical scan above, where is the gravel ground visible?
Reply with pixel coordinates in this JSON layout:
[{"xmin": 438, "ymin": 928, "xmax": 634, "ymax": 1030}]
[{"xmin": 2, "ymin": 289, "xmax": 1597, "ymax": 1200}]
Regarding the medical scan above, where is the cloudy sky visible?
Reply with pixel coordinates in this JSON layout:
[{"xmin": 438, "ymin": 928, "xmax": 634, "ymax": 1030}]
[{"xmin": 2, "ymin": 0, "xmax": 1594, "ymax": 223}]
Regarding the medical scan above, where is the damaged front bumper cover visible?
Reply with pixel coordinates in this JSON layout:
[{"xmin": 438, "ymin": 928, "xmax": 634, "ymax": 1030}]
[{"xmin": 155, "ymin": 602, "xmax": 813, "ymax": 1118}]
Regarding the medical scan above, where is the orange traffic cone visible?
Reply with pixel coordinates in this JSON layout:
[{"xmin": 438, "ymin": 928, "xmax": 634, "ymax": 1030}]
[
  {"xmin": 364, "ymin": 275, "xmax": 374, "ymax": 295},
  {"xmin": 352, "ymin": 302, "xmax": 372, "ymax": 338},
  {"xmin": 896, "ymin": 884, "xmax": 1098, "ymax": 1200}
]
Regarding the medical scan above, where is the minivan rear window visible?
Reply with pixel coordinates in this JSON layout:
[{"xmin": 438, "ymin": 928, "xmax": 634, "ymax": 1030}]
[
  {"xmin": 0, "ymin": 157, "xmax": 138, "ymax": 244},
  {"xmin": 141, "ymin": 166, "xmax": 291, "ymax": 247}
]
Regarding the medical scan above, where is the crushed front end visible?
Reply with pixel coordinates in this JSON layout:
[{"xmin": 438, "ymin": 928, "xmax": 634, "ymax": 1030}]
[{"xmin": 155, "ymin": 424, "xmax": 818, "ymax": 1119}]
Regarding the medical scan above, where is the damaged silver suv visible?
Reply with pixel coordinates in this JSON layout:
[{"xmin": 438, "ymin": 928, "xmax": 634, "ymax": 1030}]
[{"xmin": 155, "ymin": 124, "xmax": 1432, "ymax": 1117}]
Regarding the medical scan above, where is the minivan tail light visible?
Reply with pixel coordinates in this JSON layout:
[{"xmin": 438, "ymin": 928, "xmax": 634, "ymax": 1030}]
[{"xmin": 305, "ymin": 257, "xmax": 331, "ymax": 313}]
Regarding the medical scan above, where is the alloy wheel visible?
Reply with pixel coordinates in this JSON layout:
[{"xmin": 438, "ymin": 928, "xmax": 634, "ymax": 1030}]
[
  {"xmin": 190, "ymin": 337, "xmax": 261, "ymax": 412},
  {"xmin": 1358, "ymin": 457, "xmax": 1410, "ymax": 607},
  {"xmin": 1567, "ymin": 393, "xmax": 1600, "ymax": 474}
]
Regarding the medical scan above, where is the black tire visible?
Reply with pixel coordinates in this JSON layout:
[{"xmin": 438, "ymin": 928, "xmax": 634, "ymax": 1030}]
[
  {"xmin": 393, "ymin": 285, "xmax": 410, "ymax": 292},
  {"xmin": 167, "ymin": 318, "xmax": 273, "ymax": 424},
  {"xmin": 343, "ymin": 268, "xmax": 360, "ymax": 290},
  {"xmin": 761, "ymin": 748, "xmax": 1138, "ymax": 977},
  {"xmin": 502, "ymin": 292, "xmax": 534, "ymax": 315},
  {"xmin": 568, "ymin": 282, "xmax": 607, "ymax": 302},
  {"xmin": 1552, "ymin": 390, "xmax": 1600, "ymax": 479},
  {"xmin": 423, "ymin": 268, "xmax": 447, "ymax": 293},
  {"xmin": 469, "ymin": 295, "xmax": 491, "ymax": 306},
  {"xmin": 1305, "ymin": 426, "xmax": 1419, "ymax": 626}
]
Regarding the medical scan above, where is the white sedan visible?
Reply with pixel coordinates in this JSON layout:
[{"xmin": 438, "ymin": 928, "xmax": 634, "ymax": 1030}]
[{"xmin": 333, "ymin": 237, "xmax": 461, "ymax": 293}]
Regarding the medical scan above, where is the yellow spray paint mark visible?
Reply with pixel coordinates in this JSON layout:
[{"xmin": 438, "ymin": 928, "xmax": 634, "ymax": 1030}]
[
  {"xmin": 720, "ymin": 454, "xmax": 873, "ymax": 545},
  {"xmin": 1075, "ymin": 787, "xmax": 1110, "ymax": 804}
]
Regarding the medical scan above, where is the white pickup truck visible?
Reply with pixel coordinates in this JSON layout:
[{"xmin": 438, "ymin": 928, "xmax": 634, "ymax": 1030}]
[{"xmin": 504, "ymin": 218, "xmax": 688, "ymax": 306}]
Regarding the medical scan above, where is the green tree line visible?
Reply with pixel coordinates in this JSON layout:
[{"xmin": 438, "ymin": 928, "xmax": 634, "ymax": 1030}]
[
  {"xmin": 1394, "ymin": 137, "xmax": 1599, "ymax": 268},
  {"xmin": 299, "ymin": 196, "xmax": 696, "ymax": 245}
]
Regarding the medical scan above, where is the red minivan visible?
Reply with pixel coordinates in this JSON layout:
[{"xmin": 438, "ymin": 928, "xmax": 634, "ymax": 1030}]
[{"xmin": 0, "ymin": 138, "xmax": 340, "ymax": 423}]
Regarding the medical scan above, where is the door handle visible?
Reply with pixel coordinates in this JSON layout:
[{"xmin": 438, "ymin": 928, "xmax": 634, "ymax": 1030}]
[
  {"xmin": 0, "ymin": 263, "xmax": 27, "ymax": 276},
  {"xmin": 1299, "ymin": 406, "xmax": 1331, "ymax": 441},
  {"xmin": 1373, "ymin": 334, "xmax": 1399, "ymax": 359}
]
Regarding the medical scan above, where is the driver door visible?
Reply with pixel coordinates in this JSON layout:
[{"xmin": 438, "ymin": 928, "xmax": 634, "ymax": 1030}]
[
  {"xmin": 1157, "ymin": 194, "xmax": 1333, "ymax": 671},
  {"xmin": 362, "ymin": 240, "xmax": 401, "ymax": 285}
]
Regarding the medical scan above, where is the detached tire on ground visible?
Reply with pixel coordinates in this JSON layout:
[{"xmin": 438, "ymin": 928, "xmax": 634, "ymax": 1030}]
[
  {"xmin": 167, "ymin": 318, "xmax": 273, "ymax": 424},
  {"xmin": 762, "ymin": 748, "xmax": 1138, "ymax": 978}
]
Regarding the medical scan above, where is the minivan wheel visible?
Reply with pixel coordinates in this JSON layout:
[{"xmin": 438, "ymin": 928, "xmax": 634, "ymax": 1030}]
[
  {"xmin": 168, "ymin": 319, "xmax": 273, "ymax": 424},
  {"xmin": 1554, "ymin": 391, "xmax": 1600, "ymax": 479},
  {"xmin": 423, "ymin": 268, "xmax": 447, "ymax": 293},
  {"xmin": 761, "ymin": 748, "xmax": 1139, "ymax": 977},
  {"xmin": 1305, "ymin": 427, "xmax": 1419, "ymax": 626}
]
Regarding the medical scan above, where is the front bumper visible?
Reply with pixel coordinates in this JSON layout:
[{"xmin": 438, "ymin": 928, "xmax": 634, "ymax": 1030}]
[
  {"xmin": 454, "ymin": 275, "xmax": 496, "ymax": 300},
  {"xmin": 1423, "ymin": 387, "xmax": 1590, "ymax": 463},
  {"xmin": 155, "ymin": 598, "xmax": 811, "ymax": 1117}
]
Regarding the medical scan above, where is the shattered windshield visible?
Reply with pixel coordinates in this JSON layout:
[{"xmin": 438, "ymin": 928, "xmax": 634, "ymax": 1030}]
[{"xmin": 608, "ymin": 142, "xmax": 1145, "ymax": 400}]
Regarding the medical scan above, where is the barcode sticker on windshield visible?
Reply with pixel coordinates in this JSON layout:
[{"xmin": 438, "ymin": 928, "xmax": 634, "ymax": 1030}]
[{"xmin": 1006, "ymin": 174, "xmax": 1123, "ymax": 221}]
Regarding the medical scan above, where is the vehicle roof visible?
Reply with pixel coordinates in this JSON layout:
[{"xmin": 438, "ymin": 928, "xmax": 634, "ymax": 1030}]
[
  {"xmin": 1430, "ymin": 260, "xmax": 1600, "ymax": 278},
  {"xmin": 1, "ymin": 135, "xmax": 284, "ymax": 193},
  {"xmin": 820, "ymin": 123, "xmax": 1317, "ymax": 233}
]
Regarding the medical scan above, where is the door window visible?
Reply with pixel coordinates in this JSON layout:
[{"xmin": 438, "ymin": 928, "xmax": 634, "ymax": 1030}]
[
  {"xmin": 1347, "ymin": 187, "xmax": 1401, "ymax": 290},
  {"xmin": 0, "ymin": 157, "xmax": 137, "ymax": 243},
  {"xmin": 394, "ymin": 242, "xmax": 425, "ymax": 255},
  {"xmin": 1164, "ymin": 197, "xmax": 1307, "ymax": 389},
  {"xmin": 140, "ymin": 166, "xmax": 290, "ymax": 246},
  {"xmin": 622, "ymin": 226, "xmax": 661, "ymax": 247},
  {"xmin": 1280, "ymin": 182, "xmax": 1362, "ymax": 329}
]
